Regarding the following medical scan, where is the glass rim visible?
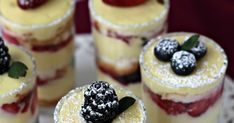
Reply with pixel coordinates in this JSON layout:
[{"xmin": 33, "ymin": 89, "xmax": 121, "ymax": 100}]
[
  {"xmin": 0, "ymin": 0, "xmax": 75, "ymax": 29},
  {"xmin": 0, "ymin": 43, "xmax": 36, "ymax": 99},
  {"xmin": 139, "ymin": 32, "xmax": 228, "ymax": 89},
  {"xmin": 54, "ymin": 82, "xmax": 147, "ymax": 123},
  {"xmin": 88, "ymin": 0, "xmax": 170, "ymax": 30}
]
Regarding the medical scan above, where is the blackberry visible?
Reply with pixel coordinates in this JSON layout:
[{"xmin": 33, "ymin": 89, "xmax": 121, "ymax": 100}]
[
  {"xmin": 154, "ymin": 38, "xmax": 180, "ymax": 61},
  {"xmin": 0, "ymin": 38, "xmax": 11, "ymax": 74},
  {"xmin": 190, "ymin": 41, "xmax": 207, "ymax": 59},
  {"xmin": 171, "ymin": 51, "xmax": 196, "ymax": 76},
  {"xmin": 81, "ymin": 81, "xmax": 119, "ymax": 123}
]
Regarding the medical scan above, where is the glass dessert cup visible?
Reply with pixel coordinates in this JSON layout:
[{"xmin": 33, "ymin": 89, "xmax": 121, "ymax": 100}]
[
  {"xmin": 139, "ymin": 32, "xmax": 228, "ymax": 123},
  {"xmin": 0, "ymin": 43, "xmax": 37, "ymax": 123},
  {"xmin": 0, "ymin": 0, "xmax": 75, "ymax": 106},
  {"xmin": 89, "ymin": 0, "xmax": 170, "ymax": 98},
  {"xmin": 54, "ymin": 82, "xmax": 146, "ymax": 123}
]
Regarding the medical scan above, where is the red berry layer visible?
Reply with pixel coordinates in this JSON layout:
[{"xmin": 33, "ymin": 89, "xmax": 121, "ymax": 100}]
[
  {"xmin": 92, "ymin": 21, "xmax": 167, "ymax": 45},
  {"xmin": 2, "ymin": 30, "xmax": 73, "ymax": 52},
  {"xmin": 1, "ymin": 86, "xmax": 38, "ymax": 115},
  {"xmin": 144, "ymin": 83, "xmax": 224, "ymax": 117},
  {"xmin": 103, "ymin": 0, "xmax": 146, "ymax": 7}
]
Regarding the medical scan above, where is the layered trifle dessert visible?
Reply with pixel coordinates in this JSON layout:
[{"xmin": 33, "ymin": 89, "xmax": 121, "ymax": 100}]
[
  {"xmin": 54, "ymin": 81, "xmax": 146, "ymax": 123},
  {"xmin": 0, "ymin": 38, "xmax": 37, "ymax": 123},
  {"xmin": 0, "ymin": 0, "xmax": 75, "ymax": 106},
  {"xmin": 89, "ymin": 0, "xmax": 169, "ymax": 97},
  {"xmin": 140, "ymin": 32, "xmax": 228, "ymax": 123}
]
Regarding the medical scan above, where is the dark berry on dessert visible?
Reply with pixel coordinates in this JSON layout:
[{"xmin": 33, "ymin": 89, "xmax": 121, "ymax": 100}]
[
  {"xmin": 0, "ymin": 38, "xmax": 11, "ymax": 74},
  {"xmin": 17, "ymin": 0, "xmax": 47, "ymax": 10},
  {"xmin": 141, "ymin": 37, "xmax": 148, "ymax": 47},
  {"xmin": 115, "ymin": 68, "xmax": 141, "ymax": 85},
  {"xmin": 157, "ymin": 0, "xmax": 164, "ymax": 5},
  {"xmin": 189, "ymin": 41, "xmax": 207, "ymax": 59},
  {"xmin": 103, "ymin": 0, "xmax": 146, "ymax": 7},
  {"xmin": 81, "ymin": 81, "xmax": 119, "ymax": 123},
  {"xmin": 154, "ymin": 38, "xmax": 180, "ymax": 61},
  {"xmin": 171, "ymin": 51, "xmax": 196, "ymax": 75}
]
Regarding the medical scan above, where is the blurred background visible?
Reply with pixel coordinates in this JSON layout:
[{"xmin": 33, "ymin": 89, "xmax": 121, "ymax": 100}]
[{"xmin": 74, "ymin": 0, "xmax": 234, "ymax": 79}]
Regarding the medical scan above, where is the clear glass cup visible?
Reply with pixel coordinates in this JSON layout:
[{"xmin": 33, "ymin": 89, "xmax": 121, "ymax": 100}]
[
  {"xmin": 54, "ymin": 83, "xmax": 146, "ymax": 123},
  {"xmin": 89, "ymin": 0, "xmax": 170, "ymax": 98},
  {"xmin": 0, "ymin": 43, "xmax": 37, "ymax": 123},
  {"xmin": 0, "ymin": 0, "xmax": 75, "ymax": 107},
  {"xmin": 140, "ymin": 32, "xmax": 228, "ymax": 123}
]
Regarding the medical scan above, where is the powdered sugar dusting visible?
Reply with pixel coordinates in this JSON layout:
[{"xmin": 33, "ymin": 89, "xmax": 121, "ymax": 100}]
[
  {"xmin": 54, "ymin": 83, "xmax": 146, "ymax": 123},
  {"xmin": 156, "ymin": 38, "xmax": 179, "ymax": 56},
  {"xmin": 171, "ymin": 51, "xmax": 196, "ymax": 72},
  {"xmin": 140, "ymin": 32, "xmax": 228, "ymax": 89}
]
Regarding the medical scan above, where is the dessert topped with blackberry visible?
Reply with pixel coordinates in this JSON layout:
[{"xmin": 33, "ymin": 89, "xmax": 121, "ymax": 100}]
[
  {"xmin": 54, "ymin": 81, "xmax": 146, "ymax": 123},
  {"xmin": 0, "ymin": 37, "xmax": 35, "ymax": 95}
]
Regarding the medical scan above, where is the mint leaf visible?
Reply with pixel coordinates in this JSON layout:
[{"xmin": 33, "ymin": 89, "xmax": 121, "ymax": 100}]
[
  {"xmin": 8, "ymin": 61, "xmax": 28, "ymax": 79},
  {"xmin": 106, "ymin": 96, "xmax": 136, "ymax": 122},
  {"xmin": 182, "ymin": 34, "xmax": 200, "ymax": 51},
  {"xmin": 118, "ymin": 96, "xmax": 136, "ymax": 114}
]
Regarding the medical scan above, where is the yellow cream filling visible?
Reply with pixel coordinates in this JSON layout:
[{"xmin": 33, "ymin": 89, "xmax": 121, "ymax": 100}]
[
  {"xmin": 0, "ymin": 44, "xmax": 34, "ymax": 95},
  {"xmin": 92, "ymin": 0, "xmax": 166, "ymax": 25},
  {"xmin": 0, "ymin": 0, "xmax": 72, "ymax": 25}
]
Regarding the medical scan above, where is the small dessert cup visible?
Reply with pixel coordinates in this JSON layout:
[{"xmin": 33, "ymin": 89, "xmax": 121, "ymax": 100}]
[
  {"xmin": 54, "ymin": 81, "xmax": 146, "ymax": 123},
  {"xmin": 0, "ymin": 0, "xmax": 75, "ymax": 106},
  {"xmin": 139, "ymin": 32, "xmax": 228, "ymax": 123},
  {"xmin": 89, "ymin": 0, "xmax": 170, "ymax": 97},
  {"xmin": 0, "ymin": 42, "xmax": 37, "ymax": 123}
]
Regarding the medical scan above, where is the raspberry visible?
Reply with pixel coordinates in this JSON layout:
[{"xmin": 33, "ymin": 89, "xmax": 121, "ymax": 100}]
[{"xmin": 17, "ymin": 0, "xmax": 47, "ymax": 10}]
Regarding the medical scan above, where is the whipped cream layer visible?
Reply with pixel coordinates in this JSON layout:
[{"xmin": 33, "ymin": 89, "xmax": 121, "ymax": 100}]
[
  {"xmin": 38, "ymin": 65, "xmax": 74, "ymax": 105},
  {"xmin": 54, "ymin": 84, "xmax": 146, "ymax": 123},
  {"xmin": 140, "ymin": 32, "xmax": 228, "ymax": 95}
]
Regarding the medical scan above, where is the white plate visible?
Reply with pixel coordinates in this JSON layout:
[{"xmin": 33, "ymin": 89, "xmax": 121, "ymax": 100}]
[{"xmin": 40, "ymin": 34, "xmax": 234, "ymax": 123}]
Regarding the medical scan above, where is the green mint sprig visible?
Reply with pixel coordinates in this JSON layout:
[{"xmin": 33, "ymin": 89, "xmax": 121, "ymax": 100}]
[
  {"xmin": 182, "ymin": 34, "xmax": 200, "ymax": 51},
  {"xmin": 8, "ymin": 61, "xmax": 28, "ymax": 79}
]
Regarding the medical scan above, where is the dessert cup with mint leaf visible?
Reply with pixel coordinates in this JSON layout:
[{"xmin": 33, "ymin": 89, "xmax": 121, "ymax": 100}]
[
  {"xmin": 0, "ymin": 37, "xmax": 37, "ymax": 123},
  {"xmin": 140, "ymin": 32, "xmax": 228, "ymax": 123},
  {"xmin": 54, "ymin": 81, "xmax": 146, "ymax": 123},
  {"xmin": 0, "ymin": 0, "xmax": 75, "ymax": 106},
  {"xmin": 89, "ymin": 0, "xmax": 169, "ymax": 98}
]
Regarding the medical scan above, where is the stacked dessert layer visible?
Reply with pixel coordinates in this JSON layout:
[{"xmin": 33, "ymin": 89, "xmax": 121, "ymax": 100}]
[
  {"xmin": 0, "ymin": 0, "xmax": 75, "ymax": 106},
  {"xmin": 140, "ymin": 32, "xmax": 228, "ymax": 123},
  {"xmin": 0, "ymin": 44, "xmax": 37, "ymax": 123},
  {"xmin": 89, "ymin": 0, "xmax": 169, "ymax": 97}
]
